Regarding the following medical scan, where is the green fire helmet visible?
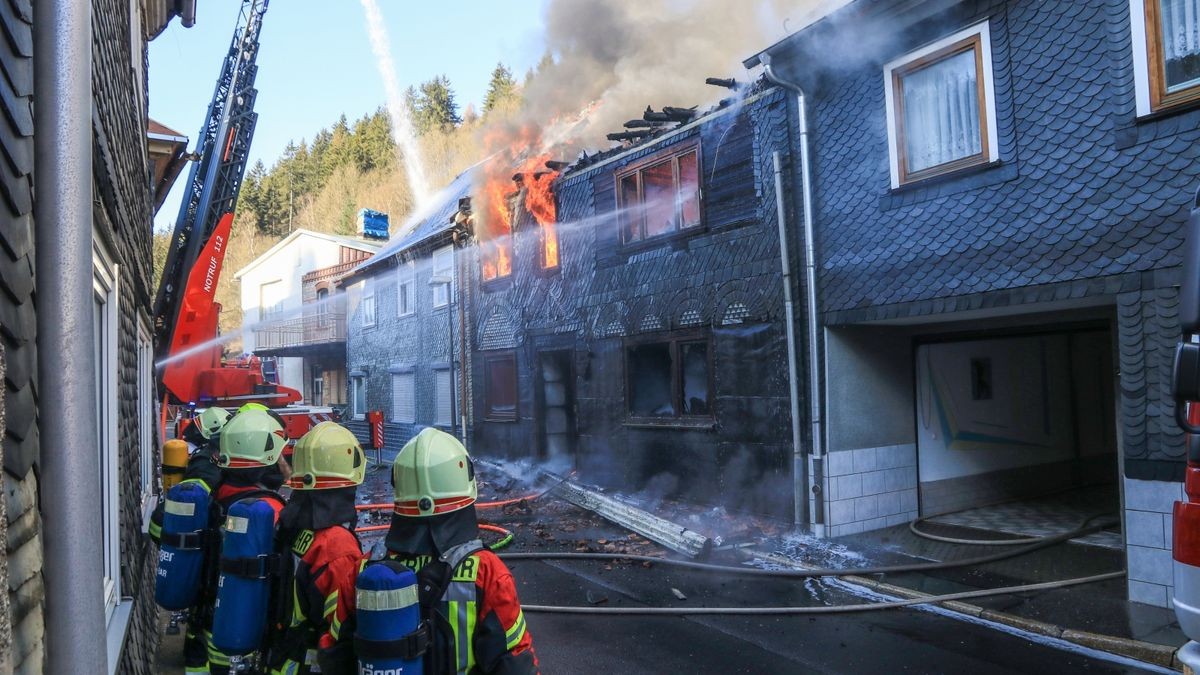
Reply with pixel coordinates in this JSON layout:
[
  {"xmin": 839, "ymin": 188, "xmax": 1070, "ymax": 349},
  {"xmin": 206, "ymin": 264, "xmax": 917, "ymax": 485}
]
[
  {"xmin": 290, "ymin": 422, "xmax": 366, "ymax": 490},
  {"xmin": 392, "ymin": 428, "xmax": 477, "ymax": 517},
  {"xmin": 218, "ymin": 408, "xmax": 287, "ymax": 469},
  {"xmin": 196, "ymin": 407, "xmax": 232, "ymax": 440},
  {"xmin": 237, "ymin": 402, "xmax": 271, "ymax": 414}
]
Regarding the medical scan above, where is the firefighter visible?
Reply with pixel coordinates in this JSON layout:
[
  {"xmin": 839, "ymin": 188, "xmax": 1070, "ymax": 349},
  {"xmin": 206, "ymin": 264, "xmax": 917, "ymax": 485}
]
[
  {"xmin": 199, "ymin": 408, "xmax": 291, "ymax": 675},
  {"xmin": 380, "ymin": 427, "xmax": 539, "ymax": 674},
  {"xmin": 264, "ymin": 422, "xmax": 366, "ymax": 675}
]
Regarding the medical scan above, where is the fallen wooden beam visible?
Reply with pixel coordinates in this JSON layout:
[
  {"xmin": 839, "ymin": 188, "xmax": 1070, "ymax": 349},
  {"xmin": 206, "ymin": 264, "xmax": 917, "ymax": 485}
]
[{"xmin": 551, "ymin": 480, "xmax": 713, "ymax": 559}]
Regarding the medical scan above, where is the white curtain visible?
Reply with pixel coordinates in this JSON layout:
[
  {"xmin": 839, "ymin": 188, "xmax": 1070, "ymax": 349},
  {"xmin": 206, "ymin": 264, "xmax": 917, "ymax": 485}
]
[
  {"xmin": 1162, "ymin": 0, "xmax": 1200, "ymax": 90},
  {"xmin": 901, "ymin": 49, "xmax": 982, "ymax": 174}
]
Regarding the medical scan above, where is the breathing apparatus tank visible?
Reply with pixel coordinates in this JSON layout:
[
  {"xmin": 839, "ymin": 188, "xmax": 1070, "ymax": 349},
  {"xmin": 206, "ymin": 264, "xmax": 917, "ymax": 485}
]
[
  {"xmin": 355, "ymin": 560, "xmax": 426, "ymax": 674},
  {"xmin": 161, "ymin": 439, "xmax": 189, "ymax": 490},
  {"xmin": 211, "ymin": 496, "xmax": 281, "ymax": 655},
  {"xmin": 154, "ymin": 480, "xmax": 213, "ymax": 610}
]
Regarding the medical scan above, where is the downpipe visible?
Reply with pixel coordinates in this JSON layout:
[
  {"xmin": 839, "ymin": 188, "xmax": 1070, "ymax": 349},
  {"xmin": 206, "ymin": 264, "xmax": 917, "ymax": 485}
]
[
  {"xmin": 763, "ymin": 54, "xmax": 826, "ymax": 536},
  {"xmin": 772, "ymin": 151, "xmax": 808, "ymax": 530},
  {"xmin": 35, "ymin": 0, "xmax": 110, "ymax": 672}
]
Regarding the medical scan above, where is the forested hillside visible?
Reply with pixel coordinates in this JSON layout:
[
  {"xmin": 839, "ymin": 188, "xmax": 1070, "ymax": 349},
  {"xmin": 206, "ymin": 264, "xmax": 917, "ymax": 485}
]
[{"xmin": 154, "ymin": 63, "xmax": 525, "ymax": 346}]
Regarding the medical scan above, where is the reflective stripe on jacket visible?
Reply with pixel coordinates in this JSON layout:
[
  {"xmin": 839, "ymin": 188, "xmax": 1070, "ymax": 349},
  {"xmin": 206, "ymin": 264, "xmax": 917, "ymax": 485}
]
[{"xmin": 387, "ymin": 548, "xmax": 538, "ymax": 675}]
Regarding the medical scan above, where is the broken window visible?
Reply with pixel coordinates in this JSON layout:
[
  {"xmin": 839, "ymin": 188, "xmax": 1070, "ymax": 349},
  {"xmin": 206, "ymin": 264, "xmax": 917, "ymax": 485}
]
[
  {"xmin": 485, "ymin": 351, "xmax": 518, "ymax": 421},
  {"xmin": 626, "ymin": 334, "xmax": 712, "ymax": 421},
  {"xmin": 540, "ymin": 220, "xmax": 560, "ymax": 270},
  {"xmin": 616, "ymin": 143, "xmax": 702, "ymax": 244}
]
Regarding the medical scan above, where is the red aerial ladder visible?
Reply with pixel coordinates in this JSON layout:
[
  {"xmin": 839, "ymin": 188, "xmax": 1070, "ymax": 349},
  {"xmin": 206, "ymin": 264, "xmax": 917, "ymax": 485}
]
[{"xmin": 153, "ymin": 0, "xmax": 331, "ymax": 438}]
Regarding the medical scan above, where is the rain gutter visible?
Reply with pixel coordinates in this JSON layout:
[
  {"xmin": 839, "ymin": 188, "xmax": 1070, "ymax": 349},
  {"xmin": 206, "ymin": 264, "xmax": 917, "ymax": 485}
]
[
  {"xmin": 761, "ymin": 54, "xmax": 826, "ymax": 537},
  {"xmin": 35, "ymin": 0, "xmax": 110, "ymax": 671}
]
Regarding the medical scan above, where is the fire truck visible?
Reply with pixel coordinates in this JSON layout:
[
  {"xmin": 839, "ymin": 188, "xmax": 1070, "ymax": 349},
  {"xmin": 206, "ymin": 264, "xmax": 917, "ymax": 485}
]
[{"xmin": 153, "ymin": 0, "xmax": 334, "ymax": 440}]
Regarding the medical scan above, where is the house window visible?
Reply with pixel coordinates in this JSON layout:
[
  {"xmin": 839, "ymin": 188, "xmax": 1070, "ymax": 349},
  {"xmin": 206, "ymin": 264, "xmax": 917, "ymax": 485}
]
[
  {"xmin": 540, "ymin": 221, "xmax": 560, "ymax": 270},
  {"xmin": 1135, "ymin": 0, "xmax": 1200, "ymax": 112},
  {"xmin": 361, "ymin": 283, "xmax": 376, "ymax": 327},
  {"xmin": 93, "ymin": 241, "xmax": 120, "ymax": 623},
  {"xmin": 434, "ymin": 367, "xmax": 453, "ymax": 427},
  {"xmin": 616, "ymin": 143, "xmax": 702, "ymax": 244},
  {"xmin": 137, "ymin": 320, "xmax": 155, "ymax": 521},
  {"xmin": 625, "ymin": 333, "xmax": 712, "ymax": 420},
  {"xmin": 391, "ymin": 371, "xmax": 415, "ymax": 423},
  {"xmin": 484, "ymin": 351, "xmax": 518, "ymax": 421},
  {"xmin": 397, "ymin": 261, "xmax": 414, "ymax": 316},
  {"xmin": 884, "ymin": 22, "xmax": 997, "ymax": 187},
  {"xmin": 260, "ymin": 279, "xmax": 284, "ymax": 319},
  {"xmin": 432, "ymin": 246, "xmax": 454, "ymax": 307},
  {"xmin": 351, "ymin": 375, "xmax": 367, "ymax": 420}
]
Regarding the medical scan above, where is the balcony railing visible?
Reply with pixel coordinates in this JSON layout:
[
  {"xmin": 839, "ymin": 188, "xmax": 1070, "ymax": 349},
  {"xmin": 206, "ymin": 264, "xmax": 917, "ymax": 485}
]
[{"xmin": 254, "ymin": 312, "xmax": 347, "ymax": 351}]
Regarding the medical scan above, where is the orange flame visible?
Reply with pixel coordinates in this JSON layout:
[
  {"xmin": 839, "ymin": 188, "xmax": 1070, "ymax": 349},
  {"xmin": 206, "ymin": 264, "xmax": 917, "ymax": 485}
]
[{"xmin": 476, "ymin": 121, "xmax": 564, "ymax": 278}]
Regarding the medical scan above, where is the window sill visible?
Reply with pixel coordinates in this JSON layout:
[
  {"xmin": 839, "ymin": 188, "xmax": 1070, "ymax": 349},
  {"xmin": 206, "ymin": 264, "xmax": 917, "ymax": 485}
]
[
  {"xmin": 624, "ymin": 417, "xmax": 715, "ymax": 431},
  {"xmin": 1115, "ymin": 103, "xmax": 1200, "ymax": 150},
  {"xmin": 105, "ymin": 598, "xmax": 134, "ymax": 675},
  {"xmin": 879, "ymin": 160, "xmax": 1015, "ymax": 211},
  {"xmin": 484, "ymin": 415, "xmax": 518, "ymax": 424}
]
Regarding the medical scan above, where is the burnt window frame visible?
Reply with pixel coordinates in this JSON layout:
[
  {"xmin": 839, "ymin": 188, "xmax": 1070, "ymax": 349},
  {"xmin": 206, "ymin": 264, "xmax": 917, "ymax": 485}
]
[
  {"xmin": 885, "ymin": 23, "xmax": 998, "ymax": 187},
  {"xmin": 537, "ymin": 217, "xmax": 562, "ymax": 275},
  {"xmin": 483, "ymin": 350, "xmax": 519, "ymax": 422},
  {"xmin": 614, "ymin": 140, "xmax": 704, "ymax": 247},
  {"xmin": 623, "ymin": 329, "xmax": 714, "ymax": 427},
  {"xmin": 1142, "ymin": 0, "xmax": 1200, "ymax": 113}
]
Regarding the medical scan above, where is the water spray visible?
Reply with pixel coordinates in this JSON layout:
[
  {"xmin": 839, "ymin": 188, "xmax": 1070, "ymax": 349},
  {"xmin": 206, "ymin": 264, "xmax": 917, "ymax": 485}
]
[{"xmin": 360, "ymin": 0, "xmax": 431, "ymax": 205}]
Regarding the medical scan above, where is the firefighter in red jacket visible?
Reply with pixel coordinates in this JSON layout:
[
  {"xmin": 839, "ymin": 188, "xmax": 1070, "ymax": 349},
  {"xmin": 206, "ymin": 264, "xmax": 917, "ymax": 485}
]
[
  {"xmin": 203, "ymin": 407, "xmax": 290, "ymax": 674},
  {"xmin": 265, "ymin": 422, "xmax": 366, "ymax": 675},
  {"xmin": 382, "ymin": 428, "xmax": 539, "ymax": 674}
]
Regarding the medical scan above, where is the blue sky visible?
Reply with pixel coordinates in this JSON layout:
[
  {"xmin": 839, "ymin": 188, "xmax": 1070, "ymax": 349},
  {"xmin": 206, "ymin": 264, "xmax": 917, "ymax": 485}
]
[{"xmin": 149, "ymin": 1, "xmax": 549, "ymax": 230}]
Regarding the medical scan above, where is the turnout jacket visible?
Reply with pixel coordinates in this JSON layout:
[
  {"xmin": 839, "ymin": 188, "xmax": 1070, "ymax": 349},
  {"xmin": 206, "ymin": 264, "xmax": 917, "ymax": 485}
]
[
  {"xmin": 268, "ymin": 526, "xmax": 362, "ymax": 675},
  {"xmin": 386, "ymin": 546, "xmax": 538, "ymax": 675}
]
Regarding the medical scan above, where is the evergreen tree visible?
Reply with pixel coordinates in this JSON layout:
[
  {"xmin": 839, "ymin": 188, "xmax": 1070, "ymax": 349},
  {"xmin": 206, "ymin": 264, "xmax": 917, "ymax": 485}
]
[
  {"xmin": 483, "ymin": 62, "xmax": 518, "ymax": 113},
  {"xmin": 411, "ymin": 75, "xmax": 461, "ymax": 135}
]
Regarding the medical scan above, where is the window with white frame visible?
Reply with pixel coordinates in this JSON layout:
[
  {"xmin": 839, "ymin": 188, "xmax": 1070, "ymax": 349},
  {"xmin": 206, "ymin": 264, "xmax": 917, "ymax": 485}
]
[
  {"xmin": 351, "ymin": 375, "xmax": 367, "ymax": 420},
  {"xmin": 1132, "ymin": 0, "xmax": 1200, "ymax": 114},
  {"xmin": 434, "ymin": 367, "xmax": 453, "ymax": 427},
  {"xmin": 432, "ymin": 246, "xmax": 454, "ymax": 308},
  {"xmin": 884, "ymin": 22, "xmax": 998, "ymax": 187},
  {"xmin": 361, "ymin": 282, "xmax": 376, "ymax": 327},
  {"xmin": 93, "ymin": 240, "xmax": 120, "ymax": 624},
  {"xmin": 137, "ymin": 320, "xmax": 156, "ymax": 521},
  {"xmin": 259, "ymin": 279, "xmax": 284, "ymax": 319},
  {"xmin": 391, "ymin": 371, "xmax": 415, "ymax": 423},
  {"xmin": 397, "ymin": 261, "xmax": 415, "ymax": 316}
]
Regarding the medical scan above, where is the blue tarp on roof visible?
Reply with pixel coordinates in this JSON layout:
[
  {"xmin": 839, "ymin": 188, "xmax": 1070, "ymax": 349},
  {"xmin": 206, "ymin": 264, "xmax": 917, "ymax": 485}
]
[{"xmin": 351, "ymin": 169, "xmax": 475, "ymax": 277}]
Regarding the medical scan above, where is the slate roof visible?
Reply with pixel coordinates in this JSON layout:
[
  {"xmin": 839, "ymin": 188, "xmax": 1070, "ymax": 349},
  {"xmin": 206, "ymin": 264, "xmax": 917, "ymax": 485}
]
[
  {"xmin": 777, "ymin": 0, "xmax": 1200, "ymax": 314},
  {"xmin": 350, "ymin": 168, "xmax": 474, "ymax": 278}
]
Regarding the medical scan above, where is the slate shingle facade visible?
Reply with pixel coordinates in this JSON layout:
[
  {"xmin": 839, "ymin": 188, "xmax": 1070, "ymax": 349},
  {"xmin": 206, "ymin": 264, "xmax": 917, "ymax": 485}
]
[
  {"xmin": 759, "ymin": 0, "xmax": 1196, "ymax": 605},
  {"xmin": 343, "ymin": 173, "xmax": 474, "ymax": 456},
  {"xmin": 467, "ymin": 89, "xmax": 802, "ymax": 519},
  {"xmin": 0, "ymin": 1, "xmax": 166, "ymax": 670}
]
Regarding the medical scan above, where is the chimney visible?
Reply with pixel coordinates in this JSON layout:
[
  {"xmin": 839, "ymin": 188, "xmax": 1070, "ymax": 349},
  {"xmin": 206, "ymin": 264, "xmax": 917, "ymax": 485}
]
[{"xmin": 357, "ymin": 208, "xmax": 390, "ymax": 240}]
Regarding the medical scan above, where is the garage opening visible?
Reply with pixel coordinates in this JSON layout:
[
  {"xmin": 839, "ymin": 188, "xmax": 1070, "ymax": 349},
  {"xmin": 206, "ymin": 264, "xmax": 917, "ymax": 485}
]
[{"xmin": 914, "ymin": 327, "xmax": 1120, "ymax": 547}]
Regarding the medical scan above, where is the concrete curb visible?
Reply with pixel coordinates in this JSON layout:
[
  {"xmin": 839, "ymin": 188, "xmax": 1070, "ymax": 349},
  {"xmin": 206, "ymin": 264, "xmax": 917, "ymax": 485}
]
[{"xmin": 747, "ymin": 550, "xmax": 1180, "ymax": 670}]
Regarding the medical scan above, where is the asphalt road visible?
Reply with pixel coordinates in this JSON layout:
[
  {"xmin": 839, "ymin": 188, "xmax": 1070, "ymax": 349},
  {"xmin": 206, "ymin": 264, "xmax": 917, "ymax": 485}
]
[{"xmin": 503, "ymin": 554, "xmax": 1163, "ymax": 674}]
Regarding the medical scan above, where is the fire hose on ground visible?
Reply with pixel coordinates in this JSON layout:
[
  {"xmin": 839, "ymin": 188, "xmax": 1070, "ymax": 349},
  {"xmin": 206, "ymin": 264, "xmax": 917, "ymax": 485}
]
[
  {"xmin": 355, "ymin": 481, "xmax": 1123, "ymax": 616},
  {"xmin": 493, "ymin": 517, "xmax": 1124, "ymax": 615}
]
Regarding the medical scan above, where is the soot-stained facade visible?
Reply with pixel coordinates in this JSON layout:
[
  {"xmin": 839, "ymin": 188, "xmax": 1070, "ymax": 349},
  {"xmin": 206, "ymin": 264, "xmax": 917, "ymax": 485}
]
[
  {"xmin": 469, "ymin": 88, "xmax": 802, "ymax": 519},
  {"xmin": 750, "ymin": 0, "xmax": 1200, "ymax": 606}
]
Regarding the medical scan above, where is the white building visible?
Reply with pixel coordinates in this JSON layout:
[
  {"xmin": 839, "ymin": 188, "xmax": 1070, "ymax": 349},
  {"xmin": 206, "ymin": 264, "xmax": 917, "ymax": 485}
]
[{"xmin": 236, "ymin": 229, "xmax": 380, "ymax": 400}]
